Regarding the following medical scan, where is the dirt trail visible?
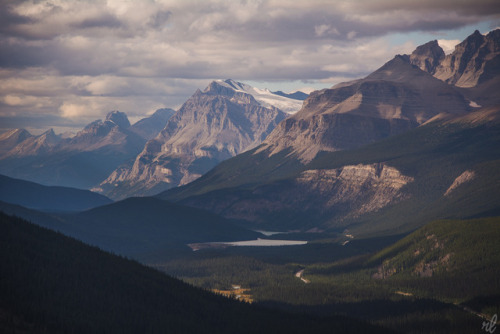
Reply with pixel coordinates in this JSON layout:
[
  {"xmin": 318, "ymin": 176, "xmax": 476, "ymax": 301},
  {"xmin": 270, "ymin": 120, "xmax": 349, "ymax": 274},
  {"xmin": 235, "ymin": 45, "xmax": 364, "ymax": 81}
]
[{"xmin": 295, "ymin": 269, "xmax": 310, "ymax": 284}]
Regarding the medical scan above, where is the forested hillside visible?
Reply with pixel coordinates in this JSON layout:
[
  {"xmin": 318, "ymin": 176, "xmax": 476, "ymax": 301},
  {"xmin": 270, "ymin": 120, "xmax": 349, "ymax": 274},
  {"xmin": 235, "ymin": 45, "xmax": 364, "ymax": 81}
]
[{"xmin": 0, "ymin": 212, "xmax": 389, "ymax": 334}]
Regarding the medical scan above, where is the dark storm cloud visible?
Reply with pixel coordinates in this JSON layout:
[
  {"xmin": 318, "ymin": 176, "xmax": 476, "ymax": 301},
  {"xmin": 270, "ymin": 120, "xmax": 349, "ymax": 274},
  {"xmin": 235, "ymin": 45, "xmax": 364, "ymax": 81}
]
[
  {"xmin": 0, "ymin": 1, "xmax": 32, "ymax": 26},
  {"xmin": 148, "ymin": 9, "xmax": 172, "ymax": 29},
  {"xmin": 0, "ymin": 1, "xmax": 35, "ymax": 38},
  {"xmin": 70, "ymin": 13, "xmax": 123, "ymax": 30}
]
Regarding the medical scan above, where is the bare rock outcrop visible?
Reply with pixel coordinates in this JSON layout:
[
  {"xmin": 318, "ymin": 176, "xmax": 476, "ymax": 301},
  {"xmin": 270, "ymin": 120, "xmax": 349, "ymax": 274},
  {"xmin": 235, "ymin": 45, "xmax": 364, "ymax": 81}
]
[
  {"xmin": 444, "ymin": 170, "xmax": 476, "ymax": 196},
  {"xmin": 179, "ymin": 163, "xmax": 414, "ymax": 230},
  {"xmin": 433, "ymin": 30, "xmax": 500, "ymax": 88},
  {"xmin": 409, "ymin": 40, "xmax": 445, "ymax": 74},
  {"xmin": 296, "ymin": 163, "xmax": 414, "ymax": 218}
]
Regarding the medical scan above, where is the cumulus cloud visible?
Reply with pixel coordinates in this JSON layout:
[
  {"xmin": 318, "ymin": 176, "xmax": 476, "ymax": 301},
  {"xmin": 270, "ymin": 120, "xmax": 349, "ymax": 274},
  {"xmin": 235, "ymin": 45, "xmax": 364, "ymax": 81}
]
[{"xmin": 0, "ymin": 0, "xmax": 499, "ymax": 131}]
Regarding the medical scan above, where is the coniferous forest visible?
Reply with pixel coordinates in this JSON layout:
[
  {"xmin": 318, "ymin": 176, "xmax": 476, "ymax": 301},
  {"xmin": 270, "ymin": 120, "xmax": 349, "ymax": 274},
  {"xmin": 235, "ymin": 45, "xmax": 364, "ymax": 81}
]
[{"xmin": 0, "ymin": 212, "xmax": 390, "ymax": 334}]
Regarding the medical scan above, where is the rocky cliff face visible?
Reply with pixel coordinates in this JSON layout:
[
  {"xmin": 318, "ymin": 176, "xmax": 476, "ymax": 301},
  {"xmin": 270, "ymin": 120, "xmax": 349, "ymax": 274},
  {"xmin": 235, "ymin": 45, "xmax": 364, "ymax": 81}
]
[
  {"xmin": 97, "ymin": 81, "xmax": 288, "ymax": 199},
  {"xmin": 406, "ymin": 29, "xmax": 500, "ymax": 108},
  {"xmin": 433, "ymin": 30, "xmax": 500, "ymax": 88},
  {"xmin": 296, "ymin": 164, "xmax": 414, "ymax": 218},
  {"xmin": 409, "ymin": 40, "xmax": 445, "ymax": 74},
  {"xmin": 178, "ymin": 163, "xmax": 413, "ymax": 230},
  {"xmin": 406, "ymin": 29, "xmax": 500, "ymax": 91},
  {"xmin": 257, "ymin": 56, "xmax": 469, "ymax": 162},
  {"xmin": 444, "ymin": 170, "xmax": 476, "ymax": 196}
]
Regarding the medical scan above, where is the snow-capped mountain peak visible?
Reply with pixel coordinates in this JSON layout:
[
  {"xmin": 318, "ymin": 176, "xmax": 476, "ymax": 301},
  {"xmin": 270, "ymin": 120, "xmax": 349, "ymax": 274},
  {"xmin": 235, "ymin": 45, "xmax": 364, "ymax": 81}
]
[{"xmin": 213, "ymin": 79, "xmax": 305, "ymax": 114}]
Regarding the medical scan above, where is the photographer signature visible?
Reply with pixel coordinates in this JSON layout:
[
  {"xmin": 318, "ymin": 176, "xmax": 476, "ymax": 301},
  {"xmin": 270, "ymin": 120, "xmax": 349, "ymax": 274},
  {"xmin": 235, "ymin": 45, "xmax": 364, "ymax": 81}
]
[{"xmin": 483, "ymin": 314, "xmax": 497, "ymax": 333}]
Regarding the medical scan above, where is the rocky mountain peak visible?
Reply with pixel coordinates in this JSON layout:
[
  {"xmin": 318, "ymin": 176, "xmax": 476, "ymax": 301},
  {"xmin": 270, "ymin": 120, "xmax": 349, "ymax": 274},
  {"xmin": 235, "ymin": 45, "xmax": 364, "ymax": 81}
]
[
  {"xmin": 1, "ymin": 128, "xmax": 62, "ymax": 157},
  {"xmin": 129, "ymin": 108, "xmax": 176, "ymax": 141},
  {"xmin": 81, "ymin": 119, "xmax": 111, "ymax": 137},
  {"xmin": 409, "ymin": 40, "xmax": 445, "ymax": 74},
  {"xmin": 202, "ymin": 80, "xmax": 259, "ymax": 105},
  {"xmin": 97, "ymin": 81, "xmax": 288, "ymax": 199},
  {"xmin": 0, "ymin": 128, "xmax": 32, "ymax": 143},
  {"xmin": 272, "ymin": 90, "xmax": 309, "ymax": 101},
  {"xmin": 39, "ymin": 128, "xmax": 61, "ymax": 145},
  {"xmin": 78, "ymin": 111, "xmax": 131, "ymax": 139},
  {"xmin": 105, "ymin": 110, "xmax": 130, "ymax": 128},
  {"xmin": 203, "ymin": 80, "xmax": 237, "ymax": 96},
  {"xmin": 429, "ymin": 29, "xmax": 499, "ymax": 88},
  {"xmin": 202, "ymin": 79, "xmax": 304, "ymax": 114},
  {"xmin": 468, "ymin": 29, "xmax": 485, "ymax": 44},
  {"xmin": 366, "ymin": 55, "xmax": 420, "ymax": 81},
  {"xmin": 0, "ymin": 129, "xmax": 33, "ymax": 155},
  {"xmin": 487, "ymin": 29, "xmax": 500, "ymax": 48},
  {"xmin": 151, "ymin": 108, "xmax": 175, "ymax": 119},
  {"xmin": 258, "ymin": 49, "xmax": 469, "ymax": 163}
]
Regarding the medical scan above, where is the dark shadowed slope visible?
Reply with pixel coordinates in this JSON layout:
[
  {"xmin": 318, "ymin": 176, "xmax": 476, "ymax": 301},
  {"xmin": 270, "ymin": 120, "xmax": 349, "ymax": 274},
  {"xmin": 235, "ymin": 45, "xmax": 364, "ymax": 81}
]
[
  {"xmin": 0, "ymin": 196, "xmax": 262, "ymax": 261},
  {"xmin": 0, "ymin": 174, "xmax": 112, "ymax": 212},
  {"xmin": 0, "ymin": 212, "xmax": 392, "ymax": 334},
  {"xmin": 69, "ymin": 197, "xmax": 262, "ymax": 260}
]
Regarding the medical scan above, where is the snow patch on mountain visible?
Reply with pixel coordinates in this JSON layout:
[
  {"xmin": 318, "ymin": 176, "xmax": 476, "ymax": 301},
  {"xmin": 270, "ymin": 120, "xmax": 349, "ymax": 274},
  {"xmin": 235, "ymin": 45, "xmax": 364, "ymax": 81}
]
[{"xmin": 215, "ymin": 79, "xmax": 304, "ymax": 114}]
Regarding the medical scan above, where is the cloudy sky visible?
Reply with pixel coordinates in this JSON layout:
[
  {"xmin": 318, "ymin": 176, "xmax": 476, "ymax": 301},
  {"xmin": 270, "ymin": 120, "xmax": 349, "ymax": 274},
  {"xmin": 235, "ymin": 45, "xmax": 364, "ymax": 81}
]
[{"xmin": 1, "ymin": 0, "xmax": 499, "ymax": 134}]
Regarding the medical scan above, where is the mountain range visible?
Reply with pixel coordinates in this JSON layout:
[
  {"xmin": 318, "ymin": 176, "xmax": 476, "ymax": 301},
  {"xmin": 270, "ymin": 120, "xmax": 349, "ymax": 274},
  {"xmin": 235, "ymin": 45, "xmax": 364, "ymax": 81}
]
[
  {"xmin": 0, "ymin": 29, "xmax": 497, "ymax": 235},
  {"xmin": 0, "ymin": 109, "xmax": 174, "ymax": 189},
  {"xmin": 95, "ymin": 80, "xmax": 304, "ymax": 199},
  {"xmin": 257, "ymin": 54, "xmax": 470, "ymax": 162},
  {"xmin": 0, "ymin": 82, "xmax": 304, "ymax": 200},
  {"xmin": 159, "ymin": 29, "xmax": 500, "ymax": 236},
  {"xmin": 160, "ymin": 106, "xmax": 500, "ymax": 234}
]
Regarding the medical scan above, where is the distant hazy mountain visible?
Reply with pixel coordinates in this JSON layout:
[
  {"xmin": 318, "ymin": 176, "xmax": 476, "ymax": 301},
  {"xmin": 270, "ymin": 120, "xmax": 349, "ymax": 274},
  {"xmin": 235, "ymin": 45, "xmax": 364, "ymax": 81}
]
[
  {"xmin": 61, "ymin": 111, "xmax": 143, "ymax": 152},
  {"xmin": 0, "ymin": 111, "xmax": 147, "ymax": 189},
  {"xmin": 129, "ymin": 108, "xmax": 176, "ymax": 140},
  {"xmin": 272, "ymin": 90, "xmax": 309, "ymax": 101},
  {"xmin": 0, "ymin": 129, "xmax": 33, "ymax": 155},
  {"xmin": 3, "ymin": 128, "xmax": 62, "ymax": 157},
  {"xmin": 0, "ymin": 174, "xmax": 112, "ymax": 212},
  {"xmin": 96, "ymin": 80, "xmax": 290, "ymax": 200}
]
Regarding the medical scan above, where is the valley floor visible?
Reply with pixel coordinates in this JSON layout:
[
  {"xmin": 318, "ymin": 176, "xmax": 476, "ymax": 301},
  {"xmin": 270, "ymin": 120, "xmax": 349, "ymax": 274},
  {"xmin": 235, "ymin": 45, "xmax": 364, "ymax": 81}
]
[{"xmin": 152, "ymin": 217, "xmax": 500, "ymax": 334}]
